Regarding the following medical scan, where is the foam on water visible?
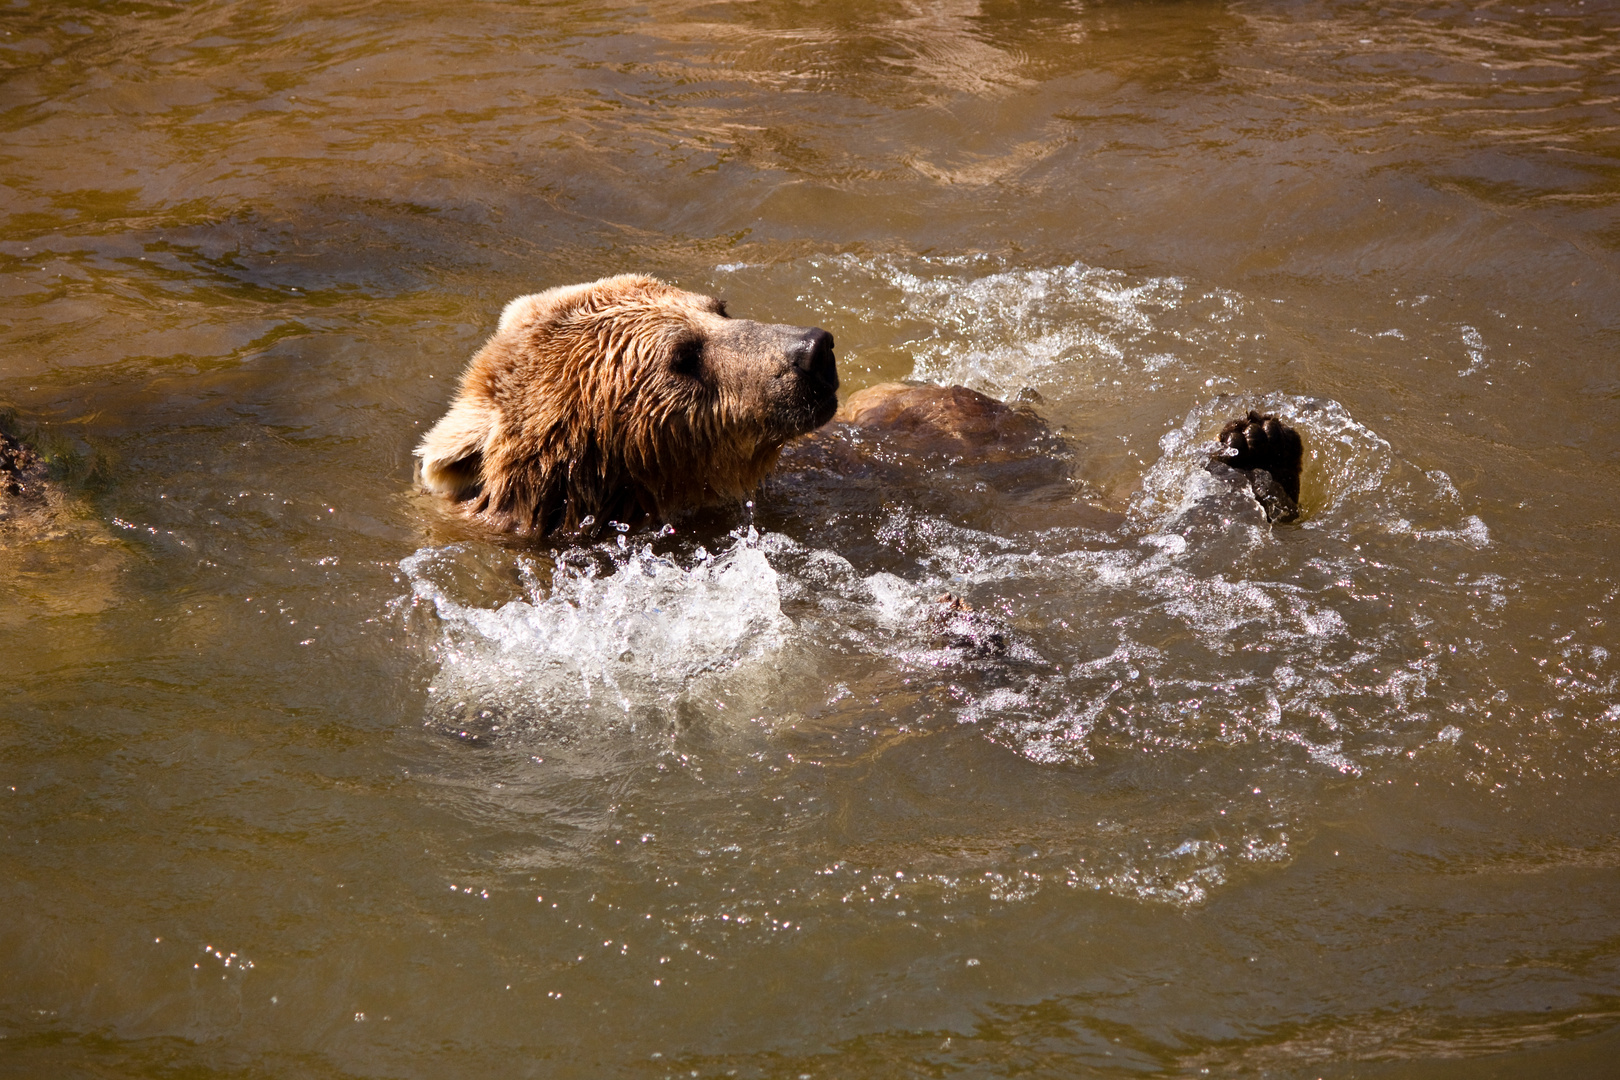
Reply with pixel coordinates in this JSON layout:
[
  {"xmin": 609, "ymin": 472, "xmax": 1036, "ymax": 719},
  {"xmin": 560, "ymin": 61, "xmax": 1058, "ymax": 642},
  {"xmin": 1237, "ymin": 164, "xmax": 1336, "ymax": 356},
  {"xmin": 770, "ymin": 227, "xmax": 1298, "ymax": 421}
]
[
  {"xmin": 869, "ymin": 257, "xmax": 1194, "ymax": 396},
  {"xmin": 792, "ymin": 251, "xmax": 1267, "ymax": 401},
  {"xmin": 912, "ymin": 392, "xmax": 1485, "ymax": 791}
]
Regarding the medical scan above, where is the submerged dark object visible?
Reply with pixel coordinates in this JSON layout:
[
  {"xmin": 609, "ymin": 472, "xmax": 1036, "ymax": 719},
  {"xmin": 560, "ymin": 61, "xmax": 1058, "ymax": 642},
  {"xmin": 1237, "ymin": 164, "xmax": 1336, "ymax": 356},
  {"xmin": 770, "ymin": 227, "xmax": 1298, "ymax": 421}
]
[
  {"xmin": 931, "ymin": 592, "xmax": 1011, "ymax": 656},
  {"xmin": 0, "ymin": 422, "xmax": 56, "ymax": 529},
  {"xmin": 1207, "ymin": 410, "xmax": 1304, "ymax": 524}
]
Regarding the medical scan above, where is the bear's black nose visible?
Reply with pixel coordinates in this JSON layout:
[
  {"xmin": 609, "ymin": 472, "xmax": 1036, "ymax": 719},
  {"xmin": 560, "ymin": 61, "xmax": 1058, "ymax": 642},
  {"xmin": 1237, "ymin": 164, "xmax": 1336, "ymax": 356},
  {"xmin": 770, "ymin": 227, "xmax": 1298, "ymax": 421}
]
[{"xmin": 790, "ymin": 327, "xmax": 838, "ymax": 390}]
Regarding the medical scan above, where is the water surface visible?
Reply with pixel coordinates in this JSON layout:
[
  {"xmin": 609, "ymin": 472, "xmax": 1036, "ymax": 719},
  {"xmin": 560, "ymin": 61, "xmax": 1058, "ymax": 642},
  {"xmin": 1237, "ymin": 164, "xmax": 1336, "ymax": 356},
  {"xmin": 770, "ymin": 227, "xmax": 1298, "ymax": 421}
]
[{"xmin": 3, "ymin": 1, "xmax": 1619, "ymax": 1077}]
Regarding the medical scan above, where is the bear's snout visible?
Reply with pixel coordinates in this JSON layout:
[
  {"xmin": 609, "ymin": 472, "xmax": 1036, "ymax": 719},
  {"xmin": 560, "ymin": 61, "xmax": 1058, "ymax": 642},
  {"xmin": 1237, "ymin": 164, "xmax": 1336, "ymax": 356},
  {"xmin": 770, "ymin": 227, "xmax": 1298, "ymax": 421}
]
[
  {"xmin": 779, "ymin": 325, "xmax": 838, "ymax": 431},
  {"xmin": 790, "ymin": 328, "xmax": 838, "ymax": 392}
]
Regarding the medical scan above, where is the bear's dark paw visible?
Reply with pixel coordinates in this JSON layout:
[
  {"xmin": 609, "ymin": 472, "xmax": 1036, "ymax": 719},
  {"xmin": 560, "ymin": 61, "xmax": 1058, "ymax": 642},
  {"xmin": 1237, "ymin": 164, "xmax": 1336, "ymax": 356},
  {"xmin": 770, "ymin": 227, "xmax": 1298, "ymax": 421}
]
[{"xmin": 1210, "ymin": 411, "xmax": 1304, "ymax": 523}]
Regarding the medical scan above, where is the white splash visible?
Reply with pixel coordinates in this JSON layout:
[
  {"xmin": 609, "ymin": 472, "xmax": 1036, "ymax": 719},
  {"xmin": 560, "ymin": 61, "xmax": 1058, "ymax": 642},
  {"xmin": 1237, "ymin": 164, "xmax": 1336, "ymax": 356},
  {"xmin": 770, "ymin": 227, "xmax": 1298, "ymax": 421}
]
[{"xmin": 399, "ymin": 533, "xmax": 792, "ymax": 735}]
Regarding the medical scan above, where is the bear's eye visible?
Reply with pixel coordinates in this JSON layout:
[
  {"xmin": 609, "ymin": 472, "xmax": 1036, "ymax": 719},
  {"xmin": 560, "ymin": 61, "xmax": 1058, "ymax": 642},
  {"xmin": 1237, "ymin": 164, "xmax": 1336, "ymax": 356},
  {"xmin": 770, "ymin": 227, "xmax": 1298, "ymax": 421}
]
[{"xmin": 669, "ymin": 337, "xmax": 704, "ymax": 379}]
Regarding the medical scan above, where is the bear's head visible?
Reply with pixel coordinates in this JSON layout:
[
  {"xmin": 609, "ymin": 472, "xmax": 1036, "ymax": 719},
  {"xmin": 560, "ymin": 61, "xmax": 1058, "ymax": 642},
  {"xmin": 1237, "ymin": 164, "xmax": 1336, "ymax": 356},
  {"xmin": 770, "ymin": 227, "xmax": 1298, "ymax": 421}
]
[{"xmin": 417, "ymin": 274, "xmax": 839, "ymax": 536}]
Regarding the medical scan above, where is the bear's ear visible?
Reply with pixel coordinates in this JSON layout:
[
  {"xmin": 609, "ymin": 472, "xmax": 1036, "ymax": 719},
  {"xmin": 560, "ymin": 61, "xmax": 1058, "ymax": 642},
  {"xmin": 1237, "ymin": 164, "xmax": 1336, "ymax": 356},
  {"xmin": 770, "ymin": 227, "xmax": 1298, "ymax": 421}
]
[
  {"xmin": 496, "ymin": 275, "xmax": 666, "ymax": 334},
  {"xmin": 416, "ymin": 397, "xmax": 496, "ymax": 499},
  {"xmin": 497, "ymin": 288, "xmax": 584, "ymax": 334}
]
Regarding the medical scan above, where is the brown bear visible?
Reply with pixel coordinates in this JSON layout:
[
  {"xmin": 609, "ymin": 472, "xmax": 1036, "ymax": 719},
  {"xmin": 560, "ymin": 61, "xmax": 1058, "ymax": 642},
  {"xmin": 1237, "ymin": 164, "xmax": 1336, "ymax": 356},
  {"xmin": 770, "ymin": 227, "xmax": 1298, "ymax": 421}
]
[
  {"xmin": 418, "ymin": 276, "xmax": 1304, "ymax": 537},
  {"xmin": 416, "ymin": 274, "xmax": 839, "ymax": 537}
]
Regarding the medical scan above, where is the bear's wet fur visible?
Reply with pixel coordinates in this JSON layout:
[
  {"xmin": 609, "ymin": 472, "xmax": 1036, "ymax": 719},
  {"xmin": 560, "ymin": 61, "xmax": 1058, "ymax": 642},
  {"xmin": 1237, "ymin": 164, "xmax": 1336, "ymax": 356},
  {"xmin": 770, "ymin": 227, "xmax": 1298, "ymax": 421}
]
[
  {"xmin": 417, "ymin": 275, "xmax": 839, "ymax": 537},
  {"xmin": 836, "ymin": 382, "xmax": 1053, "ymax": 458},
  {"xmin": 800, "ymin": 381, "xmax": 1072, "ymax": 494}
]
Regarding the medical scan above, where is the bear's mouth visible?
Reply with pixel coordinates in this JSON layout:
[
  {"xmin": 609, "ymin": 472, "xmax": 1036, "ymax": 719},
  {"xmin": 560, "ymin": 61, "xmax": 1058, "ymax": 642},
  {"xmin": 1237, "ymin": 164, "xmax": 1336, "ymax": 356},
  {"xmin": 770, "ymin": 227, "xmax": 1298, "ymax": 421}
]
[
  {"xmin": 783, "ymin": 368, "xmax": 839, "ymax": 437},
  {"xmin": 808, "ymin": 385, "xmax": 839, "ymax": 429}
]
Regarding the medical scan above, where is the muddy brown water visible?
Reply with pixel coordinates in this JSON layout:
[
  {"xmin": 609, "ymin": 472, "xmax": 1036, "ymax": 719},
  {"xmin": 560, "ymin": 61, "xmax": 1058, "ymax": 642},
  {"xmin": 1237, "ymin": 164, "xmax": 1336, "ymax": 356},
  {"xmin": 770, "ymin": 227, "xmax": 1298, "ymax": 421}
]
[{"xmin": 3, "ymin": 1, "xmax": 1620, "ymax": 1077}]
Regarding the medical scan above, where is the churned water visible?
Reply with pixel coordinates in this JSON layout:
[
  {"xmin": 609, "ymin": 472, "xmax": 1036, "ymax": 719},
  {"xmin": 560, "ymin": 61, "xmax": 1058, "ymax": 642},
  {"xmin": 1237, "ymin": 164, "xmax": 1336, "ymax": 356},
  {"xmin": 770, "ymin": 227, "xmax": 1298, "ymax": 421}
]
[
  {"xmin": 4, "ymin": 2, "xmax": 1620, "ymax": 1078},
  {"xmin": 396, "ymin": 253, "xmax": 1534, "ymax": 919}
]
